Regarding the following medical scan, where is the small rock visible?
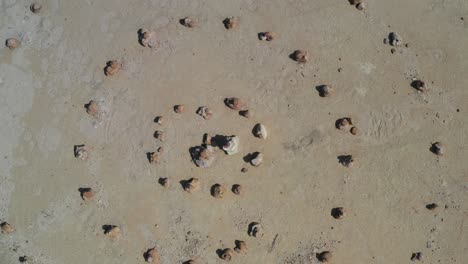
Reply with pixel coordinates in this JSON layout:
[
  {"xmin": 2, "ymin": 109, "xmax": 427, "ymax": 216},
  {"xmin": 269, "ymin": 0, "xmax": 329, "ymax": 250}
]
[
  {"xmin": 220, "ymin": 248, "xmax": 234, "ymax": 261},
  {"xmin": 0, "ymin": 222, "xmax": 14, "ymax": 234},
  {"xmin": 258, "ymin": 32, "xmax": 276, "ymax": 41},
  {"xmin": 159, "ymin": 177, "xmax": 169, "ymax": 188},
  {"xmin": 350, "ymin": 126, "xmax": 358, "ymax": 135},
  {"xmin": 224, "ymin": 97, "xmax": 244, "ymax": 110},
  {"xmin": 411, "ymin": 80, "xmax": 426, "ymax": 92},
  {"xmin": 103, "ymin": 225, "xmax": 121, "ymax": 240},
  {"xmin": 388, "ymin": 32, "xmax": 402, "ymax": 46},
  {"xmin": 192, "ymin": 146, "xmax": 215, "ymax": 168},
  {"xmin": 331, "ymin": 207, "xmax": 345, "ymax": 219},
  {"xmin": 211, "ymin": 184, "xmax": 226, "ymax": 198},
  {"xmin": 144, "ymin": 247, "xmax": 160, "ymax": 263},
  {"xmin": 411, "ymin": 252, "xmax": 422, "ymax": 261},
  {"xmin": 19, "ymin": 256, "xmax": 28, "ymax": 263},
  {"xmin": 291, "ymin": 50, "xmax": 309, "ymax": 63},
  {"xmin": 138, "ymin": 29, "xmax": 157, "ymax": 48},
  {"xmin": 239, "ymin": 110, "xmax": 250, "ymax": 118},
  {"xmin": 154, "ymin": 131, "xmax": 165, "ymax": 141},
  {"xmin": 174, "ymin": 105, "xmax": 185, "ymax": 113},
  {"xmin": 234, "ymin": 240, "xmax": 247, "ymax": 253},
  {"xmin": 104, "ymin": 60, "xmax": 121, "ymax": 76},
  {"xmin": 223, "ymin": 17, "xmax": 238, "ymax": 30},
  {"xmin": 74, "ymin": 145, "xmax": 89, "ymax": 160},
  {"xmin": 253, "ymin": 124, "xmax": 268, "ymax": 139},
  {"xmin": 183, "ymin": 260, "xmax": 196, "ymax": 264},
  {"xmin": 155, "ymin": 116, "xmax": 163, "ymax": 124},
  {"xmin": 317, "ymin": 85, "xmax": 334, "ymax": 97},
  {"xmin": 430, "ymin": 142, "xmax": 444, "ymax": 156},
  {"xmin": 248, "ymin": 222, "xmax": 263, "ymax": 237},
  {"xmin": 222, "ymin": 136, "xmax": 240, "ymax": 155},
  {"xmin": 250, "ymin": 152, "xmax": 263, "ymax": 166},
  {"xmin": 348, "ymin": 0, "xmax": 362, "ymax": 4},
  {"xmin": 5, "ymin": 38, "xmax": 19, "ymax": 50},
  {"xmin": 85, "ymin": 100, "xmax": 99, "ymax": 118},
  {"xmin": 196, "ymin": 106, "xmax": 213, "ymax": 120},
  {"xmin": 336, "ymin": 117, "xmax": 352, "ymax": 130},
  {"xmin": 241, "ymin": 167, "xmax": 248, "ymax": 173},
  {"xmin": 148, "ymin": 152, "xmax": 160, "ymax": 164},
  {"xmin": 183, "ymin": 178, "xmax": 200, "ymax": 193},
  {"xmin": 356, "ymin": 2, "xmax": 366, "ymax": 10},
  {"xmin": 232, "ymin": 184, "xmax": 242, "ymax": 195},
  {"xmin": 426, "ymin": 203, "xmax": 438, "ymax": 210},
  {"xmin": 79, "ymin": 188, "xmax": 94, "ymax": 201},
  {"xmin": 181, "ymin": 17, "xmax": 198, "ymax": 28},
  {"xmin": 317, "ymin": 251, "xmax": 332, "ymax": 262},
  {"xmin": 338, "ymin": 155, "xmax": 354, "ymax": 167},
  {"xmin": 390, "ymin": 48, "xmax": 396, "ymax": 54},
  {"xmin": 30, "ymin": 3, "xmax": 42, "ymax": 13}
]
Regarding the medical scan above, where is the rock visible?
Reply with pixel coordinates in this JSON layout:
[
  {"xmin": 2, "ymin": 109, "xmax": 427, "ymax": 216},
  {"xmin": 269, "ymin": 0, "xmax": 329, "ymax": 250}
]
[
  {"xmin": 103, "ymin": 225, "xmax": 121, "ymax": 240},
  {"xmin": 411, "ymin": 252, "xmax": 422, "ymax": 261},
  {"xmin": 241, "ymin": 167, "xmax": 248, "ymax": 173},
  {"xmin": 356, "ymin": 2, "xmax": 366, "ymax": 10},
  {"xmin": 181, "ymin": 17, "xmax": 198, "ymax": 28},
  {"xmin": 239, "ymin": 110, "xmax": 250, "ymax": 118},
  {"xmin": 148, "ymin": 152, "xmax": 160, "ymax": 164},
  {"xmin": 291, "ymin": 50, "xmax": 309, "ymax": 63},
  {"xmin": 192, "ymin": 146, "xmax": 215, "ymax": 168},
  {"xmin": 85, "ymin": 100, "xmax": 99, "ymax": 118},
  {"xmin": 250, "ymin": 152, "xmax": 263, "ymax": 166},
  {"xmin": 258, "ymin": 32, "xmax": 276, "ymax": 41},
  {"xmin": 144, "ymin": 248, "xmax": 160, "ymax": 263},
  {"xmin": 159, "ymin": 177, "xmax": 169, "ymax": 188},
  {"xmin": 174, "ymin": 105, "xmax": 185, "ymax": 113},
  {"xmin": 183, "ymin": 178, "xmax": 200, "ymax": 193},
  {"xmin": 211, "ymin": 184, "xmax": 226, "ymax": 198},
  {"xmin": 317, "ymin": 251, "xmax": 332, "ymax": 262},
  {"xmin": 336, "ymin": 117, "xmax": 352, "ymax": 130},
  {"xmin": 138, "ymin": 29, "xmax": 157, "ymax": 48},
  {"xmin": 74, "ymin": 145, "xmax": 89, "ymax": 160},
  {"xmin": 19, "ymin": 256, "xmax": 28, "ymax": 263},
  {"xmin": 104, "ymin": 60, "xmax": 121, "ymax": 76},
  {"xmin": 350, "ymin": 126, "xmax": 358, "ymax": 135},
  {"xmin": 232, "ymin": 184, "xmax": 242, "ymax": 195},
  {"xmin": 388, "ymin": 32, "xmax": 402, "ymax": 46},
  {"xmin": 154, "ymin": 131, "xmax": 165, "ymax": 142},
  {"xmin": 348, "ymin": 0, "xmax": 362, "ymax": 4},
  {"xmin": 224, "ymin": 97, "xmax": 244, "ymax": 110},
  {"xmin": 411, "ymin": 80, "xmax": 426, "ymax": 92},
  {"xmin": 30, "ymin": 3, "xmax": 42, "ymax": 13},
  {"xmin": 430, "ymin": 142, "xmax": 444, "ymax": 156},
  {"xmin": 338, "ymin": 155, "xmax": 354, "ymax": 167},
  {"xmin": 317, "ymin": 85, "xmax": 334, "ymax": 97},
  {"xmin": 426, "ymin": 203, "xmax": 438, "ymax": 210},
  {"xmin": 223, "ymin": 17, "xmax": 238, "ymax": 30},
  {"xmin": 234, "ymin": 240, "xmax": 247, "ymax": 253},
  {"xmin": 79, "ymin": 188, "xmax": 94, "ymax": 201},
  {"xmin": 183, "ymin": 260, "xmax": 196, "ymax": 264},
  {"xmin": 155, "ymin": 116, "xmax": 163, "ymax": 124},
  {"xmin": 5, "ymin": 38, "xmax": 19, "ymax": 50},
  {"xmin": 331, "ymin": 207, "xmax": 345, "ymax": 219},
  {"xmin": 0, "ymin": 222, "xmax": 14, "ymax": 234},
  {"xmin": 220, "ymin": 248, "xmax": 234, "ymax": 261},
  {"xmin": 196, "ymin": 106, "xmax": 213, "ymax": 120},
  {"xmin": 248, "ymin": 222, "xmax": 263, "ymax": 237},
  {"xmin": 222, "ymin": 136, "xmax": 240, "ymax": 155},
  {"xmin": 253, "ymin": 124, "xmax": 267, "ymax": 139}
]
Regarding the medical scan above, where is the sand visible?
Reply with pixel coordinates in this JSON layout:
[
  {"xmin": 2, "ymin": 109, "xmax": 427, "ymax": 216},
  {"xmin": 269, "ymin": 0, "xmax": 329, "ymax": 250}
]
[{"xmin": 0, "ymin": 0, "xmax": 467, "ymax": 263}]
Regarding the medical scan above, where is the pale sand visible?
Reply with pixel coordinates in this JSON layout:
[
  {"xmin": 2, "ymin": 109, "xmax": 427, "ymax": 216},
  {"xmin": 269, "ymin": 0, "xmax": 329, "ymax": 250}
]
[{"xmin": 0, "ymin": 0, "xmax": 467, "ymax": 263}]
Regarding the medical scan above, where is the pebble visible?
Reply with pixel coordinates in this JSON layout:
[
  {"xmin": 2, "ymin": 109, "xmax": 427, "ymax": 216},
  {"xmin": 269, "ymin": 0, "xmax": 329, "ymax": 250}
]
[
  {"xmin": 338, "ymin": 155, "xmax": 354, "ymax": 167},
  {"xmin": 155, "ymin": 116, "xmax": 163, "ymax": 124},
  {"xmin": 317, "ymin": 251, "xmax": 332, "ymax": 262},
  {"xmin": 0, "ymin": 222, "xmax": 14, "ymax": 234},
  {"xmin": 159, "ymin": 177, "xmax": 169, "ymax": 188},
  {"xmin": 241, "ymin": 167, "xmax": 248, "ymax": 173},
  {"xmin": 223, "ymin": 17, "xmax": 238, "ymax": 30},
  {"xmin": 331, "ymin": 207, "xmax": 345, "ymax": 219},
  {"xmin": 154, "ymin": 131, "xmax": 165, "ymax": 142},
  {"xmin": 222, "ymin": 136, "xmax": 240, "ymax": 155},
  {"xmin": 181, "ymin": 17, "xmax": 198, "ymax": 28},
  {"xmin": 104, "ymin": 60, "xmax": 121, "ymax": 76},
  {"xmin": 225, "ymin": 97, "xmax": 244, "ymax": 110},
  {"xmin": 19, "ymin": 256, "xmax": 28, "ymax": 263},
  {"xmin": 30, "ymin": 3, "xmax": 42, "ymax": 13},
  {"xmin": 389, "ymin": 32, "xmax": 402, "ymax": 46},
  {"xmin": 138, "ymin": 29, "xmax": 157, "ymax": 48},
  {"xmin": 248, "ymin": 222, "xmax": 263, "ymax": 237},
  {"xmin": 258, "ymin": 32, "xmax": 276, "ymax": 41},
  {"xmin": 5, "ymin": 38, "xmax": 19, "ymax": 50},
  {"xmin": 174, "ymin": 105, "xmax": 185, "ymax": 113},
  {"xmin": 411, "ymin": 80, "xmax": 426, "ymax": 92},
  {"xmin": 144, "ymin": 248, "xmax": 160, "ymax": 263},
  {"xmin": 350, "ymin": 126, "xmax": 358, "ymax": 135},
  {"xmin": 85, "ymin": 100, "xmax": 99, "ymax": 118},
  {"xmin": 336, "ymin": 117, "xmax": 352, "ymax": 130},
  {"xmin": 411, "ymin": 252, "xmax": 422, "ymax": 261},
  {"xmin": 426, "ymin": 203, "xmax": 438, "ymax": 210},
  {"xmin": 79, "ymin": 188, "xmax": 94, "ymax": 201},
  {"xmin": 318, "ymin": 85, "xmax": 334, "ymax": 97},
  {"xmin": 291, "ymin": 50, "xmax": 309, "ymax": 63},
  {"xmin": 183, "ymin": 178, "xmax": 200, "ymax": 193},
  {"xmin": 192, "ymin": 146, "xmax": 215, "ymax": 168},
  {"xmin": 356, "ymin": 2, "xmax": 366, "ymax": 10},
  {"xmin": 148, "ymin": 152, "xmax": 160, "ymax": 164},
  {"xmin": 232, "ymin": 184, "xmax": 242, "ymax": 195},
  {"xmin": 250, "ymin": 152, "xmax": 264, "ymax": 166},
  {"xmin": 430, "ymin": 142, "xmax": 444, "ymax": 156},
  {"xmin": 74, "ymin": 145, "xmax": 89, "ymax": 160},
  {"xmin": 196, "ymin": 106, "xmax": 213, "ymax": 120},
  {"xmin": 253, "ymin": 123, "xmax": 268, "ymax": 139},
  {"xmin": 239, "ymin": 110, "xmax": 251, "ymax": 118},
  {"xmin": 220, "ymin": 248, "xmax": 234, "ymax": 261},
  {"xmin": 211, "ymin": 184, "xmax": 226, "ymax": 198},
  {"xmin": 103, "ymin": 225, "xmax": 121, "ymax": 240},
  {"xmin": 234, "ymin": 240, "xmax": 247, "ymax": 253}
]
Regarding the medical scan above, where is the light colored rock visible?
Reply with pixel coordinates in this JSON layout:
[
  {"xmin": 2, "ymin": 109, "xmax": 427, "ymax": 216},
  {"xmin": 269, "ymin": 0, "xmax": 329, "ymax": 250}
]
[
  {"xmin": 223, "ymin": 136, "xmax": 239, "ymax": 155},
  {"xmin": 253, "ymin": 123, "xmax": 267, "ymax": 139}
]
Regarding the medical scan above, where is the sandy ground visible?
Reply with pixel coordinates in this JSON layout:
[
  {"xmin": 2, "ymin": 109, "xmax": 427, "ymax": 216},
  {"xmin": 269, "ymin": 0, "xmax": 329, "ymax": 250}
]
[{"xmin": 1, "ymin": 0, "xmax": 467, "ymax": 263}]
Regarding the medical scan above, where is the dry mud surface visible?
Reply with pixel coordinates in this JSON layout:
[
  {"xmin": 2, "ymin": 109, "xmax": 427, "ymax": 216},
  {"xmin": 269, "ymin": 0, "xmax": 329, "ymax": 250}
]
[{"xmin": 0, "ymin": 0, "xmax": 467, "ymax": 263}]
